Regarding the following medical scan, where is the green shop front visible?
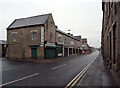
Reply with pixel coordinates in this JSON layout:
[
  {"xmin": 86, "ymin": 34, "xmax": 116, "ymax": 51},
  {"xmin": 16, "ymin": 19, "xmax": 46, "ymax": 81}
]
[
  {"xmin": 44, "ymin": 45, "xmax": 56, "ymax": 59},
  {"xmin": 29, "ymin": 45, "xmax": 39, "ymax": 58}
]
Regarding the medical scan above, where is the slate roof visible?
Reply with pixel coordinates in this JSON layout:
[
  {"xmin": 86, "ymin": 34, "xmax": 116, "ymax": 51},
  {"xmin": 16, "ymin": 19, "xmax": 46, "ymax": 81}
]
[
  {"xmin": 7, "ymin": 13, "xmax": 51, "ymax": 29},
  {"xmin": 56, "ymin": 29, "xmax": 79, "ymax": 41},
  {"xmin": 74, "ymin": 36, "xmax": 81, "ymax": 41},
  {"xmin": 82, "ymin": 38, "xmax": 87, "ymax": 43}
]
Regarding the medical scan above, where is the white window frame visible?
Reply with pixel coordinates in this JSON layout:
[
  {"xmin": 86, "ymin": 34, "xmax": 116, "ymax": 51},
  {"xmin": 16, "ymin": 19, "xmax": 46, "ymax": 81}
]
[
  {"xmin": 12, "ymin": 32, "xmax": 17, "ymax": 42},
  {"xmin": 32, "ymin": 31, "xmax": 37, "ymax": 41}
]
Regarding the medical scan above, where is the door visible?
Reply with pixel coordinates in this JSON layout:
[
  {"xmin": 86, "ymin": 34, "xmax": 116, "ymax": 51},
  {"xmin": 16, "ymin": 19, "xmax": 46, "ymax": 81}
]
[
  {"xmin": 45, "ymin": 48, "xmax": 56, "ymax": 59},
  {"xmin": 31, "ymin": 47, "xmax": 37, "ymax": 58},
  {"xmin": 64, "ymin": 48, "xmax": 68, "ymax": 57},
  {"xmin": 57, "ymin": 46, "xmax": 62, "ymax": 57}
]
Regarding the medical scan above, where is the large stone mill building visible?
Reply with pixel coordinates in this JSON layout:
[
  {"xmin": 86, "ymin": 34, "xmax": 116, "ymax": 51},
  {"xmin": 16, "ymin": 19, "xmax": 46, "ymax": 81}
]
[{"xmin": 101, "ymin": 1, "xmax": 120, "ymax": 72}]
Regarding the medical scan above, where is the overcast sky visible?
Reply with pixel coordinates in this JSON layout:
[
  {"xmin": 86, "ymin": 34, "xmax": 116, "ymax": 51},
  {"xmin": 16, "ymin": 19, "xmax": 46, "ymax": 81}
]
[{"xmin": 0, "ymin": 0, "xmax": 103, "ymax": 48}]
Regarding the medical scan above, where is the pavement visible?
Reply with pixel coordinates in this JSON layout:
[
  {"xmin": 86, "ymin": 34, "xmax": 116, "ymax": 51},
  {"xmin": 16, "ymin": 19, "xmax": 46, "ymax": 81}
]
[{"xmin": 75, "ymin": 52, "xmax": 120, "ymax": 87}]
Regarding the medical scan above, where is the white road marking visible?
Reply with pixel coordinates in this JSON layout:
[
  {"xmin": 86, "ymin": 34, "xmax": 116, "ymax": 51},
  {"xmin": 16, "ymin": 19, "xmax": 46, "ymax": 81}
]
[
  {"xmin": 70, "ymin": 60, "xmax": 79, "ymax": 63},
  {"xmin": 0, "ymin": 73, "xmax": 39, "ymax": 87},
  {"xmin": 52, "ymin": 64, "xmax": 66, "ymax": 70}
]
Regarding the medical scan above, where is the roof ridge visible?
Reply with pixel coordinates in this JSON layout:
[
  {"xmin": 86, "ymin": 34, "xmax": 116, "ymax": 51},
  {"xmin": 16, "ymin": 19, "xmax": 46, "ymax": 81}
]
[
  {"xmin": 15, "ymin": 13, "xmax": 51, "ymax": 21},
  {"xmin": 7, "ymin": 13, "xmax": 52, "ymax": 29},
  {"xmin": 56, "ymin": 29, "xmax": 80, "ymax": 41}
]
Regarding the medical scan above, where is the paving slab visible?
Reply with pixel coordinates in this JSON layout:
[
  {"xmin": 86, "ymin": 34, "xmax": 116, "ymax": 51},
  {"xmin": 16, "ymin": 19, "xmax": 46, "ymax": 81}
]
[{"xmin": 77, "ymin": 53, "xmax": 119, "ymax": 87}]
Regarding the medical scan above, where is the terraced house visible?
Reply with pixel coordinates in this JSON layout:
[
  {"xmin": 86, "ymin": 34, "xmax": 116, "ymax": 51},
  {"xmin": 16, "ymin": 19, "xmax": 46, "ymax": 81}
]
[
  {"xmin": 7, "ymin": 13, "xmax": 83, "ymax": 60},
  {"xmin": 55, "ymin": 28, "xmax": 82, "ymax": 57},
  {"xmin": 82, "ymin": 38, "xmax": 89, "ymax": 54},
  {"xmin": 102, "ymin": 1, "xmax": 120, "ymax": 72}
]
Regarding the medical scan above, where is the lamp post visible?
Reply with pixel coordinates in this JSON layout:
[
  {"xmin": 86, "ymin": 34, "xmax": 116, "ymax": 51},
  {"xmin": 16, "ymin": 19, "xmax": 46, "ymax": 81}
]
[{"xmin": 65, "ymin": 30, "xmax": 70, "ymax": 33}]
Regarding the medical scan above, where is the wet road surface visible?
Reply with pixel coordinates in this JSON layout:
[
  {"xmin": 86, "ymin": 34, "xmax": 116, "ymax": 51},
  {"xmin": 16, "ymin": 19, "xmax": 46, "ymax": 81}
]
[{"xmin": 1, "ymin": 51, "xmax": 99, "ymax": 86}]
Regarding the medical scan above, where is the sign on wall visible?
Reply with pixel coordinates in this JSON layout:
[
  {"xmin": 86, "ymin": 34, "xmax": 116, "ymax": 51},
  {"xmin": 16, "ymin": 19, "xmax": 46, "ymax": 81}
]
[{"xmin": 41, "ymin": 27, "xmax": 44, "ymax": 44}]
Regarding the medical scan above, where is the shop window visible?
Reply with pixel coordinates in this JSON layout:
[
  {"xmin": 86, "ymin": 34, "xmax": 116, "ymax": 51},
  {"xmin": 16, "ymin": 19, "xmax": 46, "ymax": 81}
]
[{"xmin": 57, "ymin": 46, "xmax": 62, "ymax": 54}]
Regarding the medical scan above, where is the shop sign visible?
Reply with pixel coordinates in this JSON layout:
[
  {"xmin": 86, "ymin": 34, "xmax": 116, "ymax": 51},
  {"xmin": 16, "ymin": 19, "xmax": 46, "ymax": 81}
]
[{"xmin": 41, "ymin": 27, "xmax": 44, "ymax": 43}]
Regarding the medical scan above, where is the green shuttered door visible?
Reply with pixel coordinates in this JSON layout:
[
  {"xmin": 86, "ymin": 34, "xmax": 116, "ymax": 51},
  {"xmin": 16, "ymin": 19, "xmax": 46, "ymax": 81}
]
[
  {"xmin": 31, "ymin": 47, "xmax": 37, "ymax": 58},
  {"xmin": 45, "ymin": 47, "xmax": 56, "ymax": 59}
]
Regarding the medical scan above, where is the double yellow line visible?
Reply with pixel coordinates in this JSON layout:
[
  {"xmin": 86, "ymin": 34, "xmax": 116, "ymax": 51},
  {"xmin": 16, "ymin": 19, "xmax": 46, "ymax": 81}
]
[{"xmin": 65, "ymin": 57, "xmax": 97, "ymax": 88}]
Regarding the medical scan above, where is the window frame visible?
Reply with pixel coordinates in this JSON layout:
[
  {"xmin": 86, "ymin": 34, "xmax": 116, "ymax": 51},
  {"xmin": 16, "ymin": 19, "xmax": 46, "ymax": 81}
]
[
  {"xmin": 50, "ymin": 32, "xmax": 53, "ymax": 42},
  {"xmin": 32, "ymin": 31, "xmax": 37, "ymax": 41},
  {"xmin": 64, "ymin": 37, "xmax": 67, "ymax": 43},
  {"xmin": 12, "ymin": 32, "xmax": 17, "ymax": 42}
]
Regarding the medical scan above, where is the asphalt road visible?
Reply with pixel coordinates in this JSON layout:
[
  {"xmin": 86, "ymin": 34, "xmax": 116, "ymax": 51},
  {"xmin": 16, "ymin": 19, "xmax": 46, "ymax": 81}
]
[{"xmin": 1, "ymin": 50, "xmax": 99, "ymax": 86}]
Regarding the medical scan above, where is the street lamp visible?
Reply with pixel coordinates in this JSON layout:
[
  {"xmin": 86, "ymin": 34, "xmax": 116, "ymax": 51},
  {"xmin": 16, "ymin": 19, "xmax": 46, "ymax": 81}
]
[
  {"xmin": 64, "ymin": 30, "xmax": 70, "ymax": 32},
  {"xmin": 64, "ymin": 30, "xmax": 71, "ymax": 34}
]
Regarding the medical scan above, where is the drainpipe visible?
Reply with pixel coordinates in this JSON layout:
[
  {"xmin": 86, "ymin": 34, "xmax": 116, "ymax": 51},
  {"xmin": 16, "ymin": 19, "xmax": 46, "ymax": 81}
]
[{"xmin": 63, "ymin": 46, "xmax": 64, "ymax": 57}]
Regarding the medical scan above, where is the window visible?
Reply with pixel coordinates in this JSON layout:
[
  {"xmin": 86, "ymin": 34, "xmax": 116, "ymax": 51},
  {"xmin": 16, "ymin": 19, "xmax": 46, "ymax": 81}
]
[
  {"xmin": 114, "ymin": 3, "xmax": 117, "ymax": 14},
  {"xmin": 111, "ymin": 2, "xmax": 113, "ymax": 8},
  {"xmin": 57, "ymin": 46, "xmax": 62, "ymax": 54},
  {"xmin": 46, "ymin": 25, "xmax": 48, "ymax": 29},
  {"xmin": 59, "ymin": 36, "xmax": 61, "ymax": 42},
  {"xmin": 105, "ymin": 3, "xmax": 106, "ymax": 12},
  {"xmin": 113, "ymin": 23, "xmax": 116, "ymax": 64},
  {"xmin": 19, "ymin": 34, "xmax": 22, "ymax": 40},
  {"xmin": 13, "ymin": 33, "xmax": 17, "ymax": 42},
  {"xmin": 32, "ymin": 32, "xmax": 37, "ymax": 40},
  {"xmin": 64, "ymin": 37, "xmax": 67, "ymax": 43},
  {"xmin": 50, "ymin": 33, "xmax": 52, "ymax": 42},
  {"xmin": 51, "ymin": 22, "xmax": 53, "ymax": 28}
]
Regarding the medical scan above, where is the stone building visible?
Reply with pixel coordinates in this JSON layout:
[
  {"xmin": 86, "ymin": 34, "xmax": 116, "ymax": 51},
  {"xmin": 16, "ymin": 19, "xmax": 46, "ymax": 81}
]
[
  {"xmin": 55, "ymin": 28, "xmax": 82, "ymax": 57},
  {"xmin": 82, "ymin": 38, "xmax": 89, "ymax": 54},
  {"xmin": 101, "ymin": 1, "xmax": 120, "ymax": 72},
  {"xmin": 7, "ymin": 13, "xmax": 56, "ymax": 59},
  {"xmin": 74, "ymin": 36, "xmax": 82, "ymax": 54},
  {"xmin": 0, "ymin": 40, "xmax": 7, "ymax": 58},
  {"xmin": 55, "ymin": 28, "xmax": 69, "ymax": 57},
  {"xmin": 7, "ymin": 13, "xmax": 84, "ymax": 60}
]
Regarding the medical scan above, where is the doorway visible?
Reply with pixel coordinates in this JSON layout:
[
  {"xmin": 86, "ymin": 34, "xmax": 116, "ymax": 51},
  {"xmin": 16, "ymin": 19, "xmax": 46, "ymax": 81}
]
[{"xmin": 31, "ymin": 47, "xmax": 37, "ymax": 58}]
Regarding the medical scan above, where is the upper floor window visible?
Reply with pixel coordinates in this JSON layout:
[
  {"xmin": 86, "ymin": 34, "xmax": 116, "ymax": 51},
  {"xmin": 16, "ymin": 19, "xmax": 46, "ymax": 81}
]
[
  {"xmin": 50, "ymin": 32, "xmax": 53, "ymax": 42},
  {"xmin": 32, "ymin": 32, "xmax": 37, "ymax": 40},
  {"xmin": 59, "ymin": 36, "xmax": 61, "ymax": 42},
  {"xmin": 12, "ymin": 32, "xmax": 17, "ymax": 42},
  {"xmin": 19, "ymin": 35, "xmax": 22, "ymax": 40},
  {"xmin": 51, "ymin": 22, "xmax": 53, "ymax": 28},
  {"xmin": 64, "ymin": 37, "xmax": 67, "ymax": 43},
  {"xmin": 58, "ymin": 34, "xmax": 61, "ymax": 42},
  {"xmin": 71, "ymin": 41, "xmax": 74, "ymax": 45},
  {"xmin": 114, "ymin": 3, "xmax": 117, "ymax": 14}
]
